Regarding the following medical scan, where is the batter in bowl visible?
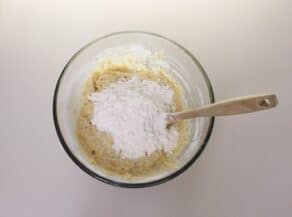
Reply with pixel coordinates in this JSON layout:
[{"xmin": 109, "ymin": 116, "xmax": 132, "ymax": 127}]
[{"xmin": 76, "ymin": 47, "xmax": 188, "ymax": 180}]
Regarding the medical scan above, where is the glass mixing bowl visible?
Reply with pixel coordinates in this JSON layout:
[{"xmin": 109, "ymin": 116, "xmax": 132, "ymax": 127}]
[{"xmin": 53, "ymin": 31, "xmax": 215, "ymax": 187}]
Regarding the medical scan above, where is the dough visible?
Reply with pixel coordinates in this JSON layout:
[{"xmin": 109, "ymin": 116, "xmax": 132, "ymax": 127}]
[{"xmin": 76, "ymin": 59, "xmax": 188, "ymax": 180}]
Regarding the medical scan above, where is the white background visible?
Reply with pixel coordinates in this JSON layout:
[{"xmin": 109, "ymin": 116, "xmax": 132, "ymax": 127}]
[{"xmin": 1, "ymin": 0, "xmax": 291, "ymax": 216}]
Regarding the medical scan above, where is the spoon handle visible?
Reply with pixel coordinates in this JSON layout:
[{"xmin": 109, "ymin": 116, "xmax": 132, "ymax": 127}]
[{"xmin": 168, "ymin": 94, "xmax": 278, "ymax": 123}]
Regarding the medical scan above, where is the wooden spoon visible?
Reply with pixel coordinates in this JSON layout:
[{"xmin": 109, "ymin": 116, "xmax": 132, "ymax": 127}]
[{"xmin": 166, "ymin": 94, "xmax": 278, "ymax": 126}]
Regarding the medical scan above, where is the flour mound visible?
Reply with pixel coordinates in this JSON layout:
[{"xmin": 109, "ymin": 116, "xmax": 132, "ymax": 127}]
[{"xmin": 88, "ymin": 76, "xmax": 178, "ymax": 159}]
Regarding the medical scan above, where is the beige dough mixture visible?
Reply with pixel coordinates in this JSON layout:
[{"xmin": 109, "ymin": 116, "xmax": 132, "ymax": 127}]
[{"xmin": 76, "ymin": 57, "xmax": 188, "ymax": 180}]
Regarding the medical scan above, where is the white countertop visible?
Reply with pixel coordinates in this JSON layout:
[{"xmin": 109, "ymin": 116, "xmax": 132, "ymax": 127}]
[{"xmin": 1, "ymin": 1, "xmax": 291, "ymax": 216}]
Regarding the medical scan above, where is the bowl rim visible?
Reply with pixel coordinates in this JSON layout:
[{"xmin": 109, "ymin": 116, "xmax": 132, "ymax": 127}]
[{"xmin": 53, "ymin": 30, "xmax": 215, "ymax": 188}]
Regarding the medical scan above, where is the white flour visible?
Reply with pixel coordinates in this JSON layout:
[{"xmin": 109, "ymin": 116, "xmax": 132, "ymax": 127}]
[{"xmin": 88, "ymin": 76, "xmax": 178, "ymax": 159}]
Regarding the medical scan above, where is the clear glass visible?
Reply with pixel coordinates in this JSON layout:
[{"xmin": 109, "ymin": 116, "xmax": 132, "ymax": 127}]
[{"xmin": 53, "ymin": 31, "xmax": 215, "ymax": 188}]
